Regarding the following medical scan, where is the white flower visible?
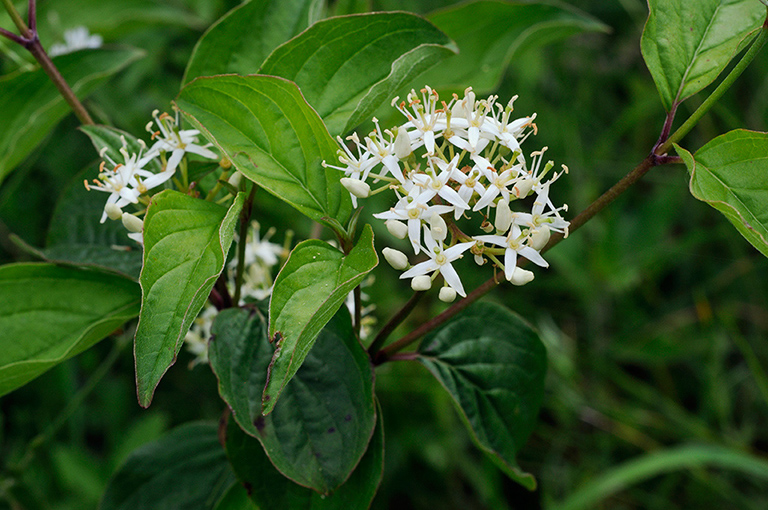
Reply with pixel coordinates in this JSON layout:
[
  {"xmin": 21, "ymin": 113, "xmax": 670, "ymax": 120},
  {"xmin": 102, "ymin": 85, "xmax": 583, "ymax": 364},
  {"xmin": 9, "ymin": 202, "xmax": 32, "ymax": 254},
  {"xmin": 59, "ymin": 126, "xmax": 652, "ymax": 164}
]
[
  {"xmin": 411, "ymin": 156, "xmax": 470, "ymax": 213},
  {"xmin": 393, "ymin": 87, "xmax": 445, "ymax": 155},
  {"xmin": 373, "ymin": 192, "xmax": 453, "ymax": 254},
  {"xmin": 147, "ymin": 110, "xmax": 217, "ymax": 174},
  {"xmin": 49, "ymin": 26, "xmax": 102, "ymax": 57},
  {"xmin": 400, "ymin": 227, "xmax": 474, "ymax": 297},
  {"xmin": 475, "ymin": 224, "xmax": 549, "ymax": 281}
]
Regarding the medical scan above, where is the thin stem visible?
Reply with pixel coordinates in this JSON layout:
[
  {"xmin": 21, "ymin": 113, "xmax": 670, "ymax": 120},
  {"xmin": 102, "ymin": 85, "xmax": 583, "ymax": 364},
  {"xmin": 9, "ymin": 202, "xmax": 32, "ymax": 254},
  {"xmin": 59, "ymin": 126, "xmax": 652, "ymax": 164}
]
[
  {"xmin": 1, "ymin": 0, "xmax": 94, "ymax": 125},
  {"xmin": 353, "ymin": 285, "xmax": 362, "ymax": 337},
  {"xmin": 375, "ymin": 275, "xmax": 502, "ymax": 364},
  {"xmin": 233, "ymin": 185, "xmax": 257, "ymax": 305},
  {"xmin": 659, "ymin": 21, "xmax": 768, "ymax": 154},
  {"xmin": 0, "ymin": 25, "xmax": 24, "ymax": 44},
  {"xmin": 27, "ymin": 0, "xmax": 35, "ymax": 32},
  {"xmin": 1, "ymin": 0, "xmax": 28, "ymax": 35},
  {"xmin": 368, "ymin": 290, "xmax": 425, "ymax": 357}
]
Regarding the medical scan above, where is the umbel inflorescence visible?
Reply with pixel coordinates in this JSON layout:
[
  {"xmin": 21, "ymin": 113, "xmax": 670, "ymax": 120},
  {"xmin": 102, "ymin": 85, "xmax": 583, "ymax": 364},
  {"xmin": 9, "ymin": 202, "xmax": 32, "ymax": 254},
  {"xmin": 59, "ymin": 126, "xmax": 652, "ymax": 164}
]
[{"xmin": 325, "ymin": 86, "xmax": 570, "ymax": 302}]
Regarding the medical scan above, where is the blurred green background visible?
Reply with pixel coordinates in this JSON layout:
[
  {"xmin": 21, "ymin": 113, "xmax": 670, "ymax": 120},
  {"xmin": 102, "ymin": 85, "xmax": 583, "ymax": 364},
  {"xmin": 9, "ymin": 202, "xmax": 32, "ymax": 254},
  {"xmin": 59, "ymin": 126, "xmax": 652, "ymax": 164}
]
[{"xmin": 2, "ymin": 0, "xmax": 768, "ymax": 508}]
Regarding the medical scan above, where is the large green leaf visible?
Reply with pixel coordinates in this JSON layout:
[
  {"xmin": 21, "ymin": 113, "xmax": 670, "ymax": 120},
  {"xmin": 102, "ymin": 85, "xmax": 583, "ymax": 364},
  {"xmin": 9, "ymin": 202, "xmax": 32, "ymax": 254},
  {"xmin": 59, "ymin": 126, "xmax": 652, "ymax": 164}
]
[
  {"xmin": 421, "ymin": 0, "xmax": 608, "ymax": 94},
  {"xmin": 176, "ymin": 75, "xmax": 352, "ymax": 226},
  {"xmin": 100, "ymin": 422, "xmax": 234, "ymax": 510},
  {"xmin": 641, "ymin": 0, "xmax": 765, "ymax": 111},
  {"xmin": 0, "ymin": 47, "xmax": 144, "ymax": 185},
  {"xmin": 209, "ymin": 307, "xmax": 376, "ymax": 494},
  {"xmin": 676, "ymin": 130, "xmax": 768, "ymax": 258},
  {"xmin": 183, "ymin": 0, "xmax": 322, "ymax": 85},
  {"xmin": 224, "ymin": 402, "xmax": 384, "ymax": 508},
  {"xmin": 259, "ymin": 11, "xmax": 456, "ymax": 135},
  {"xmin": 264, "ymin": 224, "xmax": 377, "ymax": 414},
  {"xmin": 135, "ymin": 190, "xmax": 245, "ymax": 407},
  {"xmin": 0, "ymin": 263, "xmax": 140, "ymax": 397},
  {"xmin": 418, "ymin": 301, "xmax": 547, "ymax": 490}
]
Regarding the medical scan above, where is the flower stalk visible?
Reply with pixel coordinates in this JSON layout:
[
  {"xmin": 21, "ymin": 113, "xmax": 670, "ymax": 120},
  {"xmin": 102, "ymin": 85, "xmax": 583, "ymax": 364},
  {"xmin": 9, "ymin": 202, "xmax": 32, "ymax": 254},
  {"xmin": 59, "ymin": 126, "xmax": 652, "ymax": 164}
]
[{"xmin": 1, "ymin": 0, "xmax": 94, "ymax": 125}]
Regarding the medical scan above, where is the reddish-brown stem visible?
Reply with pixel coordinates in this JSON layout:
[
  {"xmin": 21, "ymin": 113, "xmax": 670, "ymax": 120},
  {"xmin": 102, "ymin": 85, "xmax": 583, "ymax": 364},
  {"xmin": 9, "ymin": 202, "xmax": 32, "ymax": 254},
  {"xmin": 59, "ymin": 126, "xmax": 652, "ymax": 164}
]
[{"xmin": 368, "ymin": 290, "xmax": 425, "ymax": 357}]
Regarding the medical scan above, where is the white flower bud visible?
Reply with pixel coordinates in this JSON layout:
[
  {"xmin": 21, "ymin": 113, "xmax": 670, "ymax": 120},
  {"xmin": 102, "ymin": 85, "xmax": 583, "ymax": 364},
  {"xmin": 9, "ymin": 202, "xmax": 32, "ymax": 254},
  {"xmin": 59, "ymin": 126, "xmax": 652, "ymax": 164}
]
[
  {"xmin": 411, "ymin": 275, "xmax": 432, "ymax": 292},
  {"xmin": 122, "ymin": 212, "xmax": 144, "ymax": 233},
  {"xmin": 509, "ymin": 267, "xmax": 534, "ymax": 286},
  {"xmin": 439, "ymin": 286, "xmax": 457, "ymax": 303},
  {"xmin": 385, "ymin": 219, "xmax": 408, "ymax": 239},
  {"xmin": 494, "ymin": 199, "xmax": 512, "ymax": 232},
  {"xmin": 340, "ymin": 177, "xmax": 370, "ymax": 199},
  {"xmin": 429, "ymin": 213, "xmax": 448, "ymax": 242},
  {"xmin": 528, "ymin": 226, "xmax": 551, "ymax": 251},
  {"xmin": 474, "ymin": 254, "xmax": 485, "ymax": 266},
  {"xmin": 394, "ymin": 126, "xmax": 412, "ymax": 159},
  {"xmin": 382, "ymin": 247, "xmax": 409, "ymax": 270},
  {"xmin": 227, "ymin": 170, "xmax": 242, "ymax": 188},
  {"xmin": 105, "ymin": 203, "xmax": 123, "ymax": 221},
  {"xmin": 513, "ymin": 178, "xmax": 535, "ymax": 199}
]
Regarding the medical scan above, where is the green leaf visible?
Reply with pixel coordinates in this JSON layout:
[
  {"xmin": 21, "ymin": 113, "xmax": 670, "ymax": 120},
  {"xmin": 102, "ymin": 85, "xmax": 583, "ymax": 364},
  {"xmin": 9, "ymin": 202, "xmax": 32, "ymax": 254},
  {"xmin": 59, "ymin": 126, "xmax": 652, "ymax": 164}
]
[
  {"xmin": 258, "ymin": 12, "xmax": 456, "ymax": 135},
  {"xmin": 224, "ymin": 401, "xmax": 384, "ymax": 508},
  {"xmin": 134, "ymin": 190, "xmax": 245, "ymax": 407},
  {"xmin": 421, "ymin": 0, "xmax": 608, "ymax": 94},
  {"xmin": 264, "ymin": 224, "xmax": 377, "ymax": 414},
  {"xmin": 418, "ymin": 301, "xmax": 547, "ymax": 490},
  {"xmin": 80, "ymin": 124, "xmax": 162, "ymax": 173},
  {"xmin": 209, "ymin": 307, "xmax": 376, "ymax": 494},
  {"xmin": 176, "ymin": 75, "xmax": 352, "ymax": 226},
  {"xmin": 183, "ymin": 0, "xmax": 320, "ymax": 85},
  {"xmin": 676, "ymin": 130, "xmax": 768, "ymax": 258},
  {"xmin": 641, "ymin": 0, "xmax": 765, "ymax": 111},
  {"xmin": 100, "ymin": 422, "xmax": 234, "ymax": 510},
  {"xmin": 213, "ymin": 483, "xmax": 258, "ymax": 510},
  {"xmin": 0, "ymin": 263, "xmax": 140, "ymax": 397},
  {"xmin": 0, "ymin": 47, "xmax": 144, "ymax": 186}
]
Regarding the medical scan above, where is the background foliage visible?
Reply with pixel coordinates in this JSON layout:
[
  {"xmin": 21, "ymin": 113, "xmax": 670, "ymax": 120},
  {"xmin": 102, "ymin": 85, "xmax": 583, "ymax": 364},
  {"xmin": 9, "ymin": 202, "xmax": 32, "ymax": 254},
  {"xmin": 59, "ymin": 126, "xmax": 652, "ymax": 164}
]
[{"xmin": 2, "ymin": 0, "xmax": 768, "ymax": 508}]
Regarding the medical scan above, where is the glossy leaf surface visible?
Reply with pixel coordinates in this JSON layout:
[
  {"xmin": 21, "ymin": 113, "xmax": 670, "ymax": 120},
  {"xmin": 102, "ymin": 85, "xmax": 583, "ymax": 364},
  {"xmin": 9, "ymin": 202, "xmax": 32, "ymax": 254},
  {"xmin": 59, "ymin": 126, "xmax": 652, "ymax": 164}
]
[
  {"xmin": 176, "ymin": 75, "xmax": 351, "ymax": 226},
  {"xmin": 418, "ymin": 301, "xmax": 547, "ymax": 489},
  {"xmin": 259, "ymin": 11, "xmax": 456, "ymax": 135},
  {"xmin": 135, "ymin": 190, "xmax": 244, "ymax": 407},
  {"xmin": 641, "ymin": 0, "xmax": 765, "ymax": 110},
  {"xmin": 209, "ymin": 307, "xmax": 376, "ymax": 494},
  {"xmin": 224, "ymin": 403, "xmax": 384, "ymax": 508},
  {"xmin": 0, "ymin": 263, "xmax": 140, "ymax": 396},
  {"xmin": 677, "ymin": 130, "xmax": 768, "ymax": 258},
  {"xmin": 265, "ymin": 224, "xmax": 377, "ymax": 413},
  {"xmin": 184, "ymin": 0, "xmax": 320, "ymax": 84}
]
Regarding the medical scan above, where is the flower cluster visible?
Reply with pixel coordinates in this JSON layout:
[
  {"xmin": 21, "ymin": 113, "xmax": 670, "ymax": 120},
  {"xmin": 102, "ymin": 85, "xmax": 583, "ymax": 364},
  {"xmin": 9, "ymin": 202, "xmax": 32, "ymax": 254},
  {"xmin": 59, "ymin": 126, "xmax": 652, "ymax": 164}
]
[
  {"xmin": 85, "ymin": 110, "xmax": 218, "ymax": 243},
  {"xmin": 325, "ymin": 86, "xmax": 569, "ymax": 302}
]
